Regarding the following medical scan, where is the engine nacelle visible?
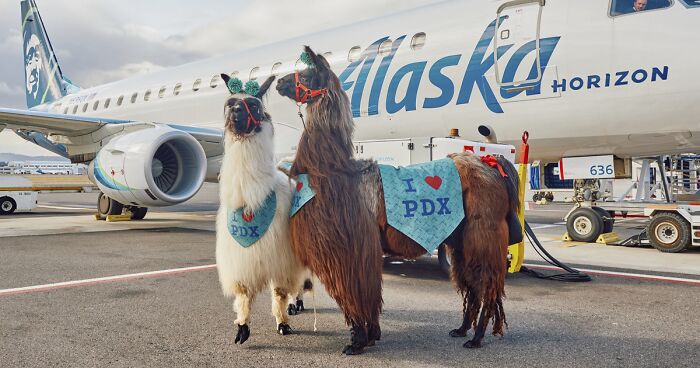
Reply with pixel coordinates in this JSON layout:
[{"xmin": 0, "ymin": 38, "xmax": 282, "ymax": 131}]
[{"xmin": 89, "ymin": 126, "xmax": 206, "ymax": 207}]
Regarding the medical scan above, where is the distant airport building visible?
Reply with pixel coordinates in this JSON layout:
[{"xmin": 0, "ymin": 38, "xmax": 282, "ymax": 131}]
[{"xmin": 0, "ymin": 161, "xmax": 86, "ymax": 175}]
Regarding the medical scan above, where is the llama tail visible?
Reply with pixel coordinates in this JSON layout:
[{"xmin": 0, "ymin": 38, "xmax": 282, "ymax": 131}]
[
  {"xmin": 496, "ymin": 155, "xmax": 520, "ymax": 214},
  {"xmin": 496, "ymin": 155, "xmax": 523, "ymax": 245}
]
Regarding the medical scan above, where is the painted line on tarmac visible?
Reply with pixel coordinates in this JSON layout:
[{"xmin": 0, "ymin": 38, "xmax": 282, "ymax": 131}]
[
  {"xmin": 523, "ymin": 264, "xmax": 700, "ymax": 285},
  {"xmin": 0, "ymin": 264, "xmax": 217, "ymax": 297},
  {"xmin": 37, "ymin": 205, "xmax": 94, "ymax": 211},
  {"xmin": 528, "ymin": 224, "xmax": 561, "ymax": 230}
]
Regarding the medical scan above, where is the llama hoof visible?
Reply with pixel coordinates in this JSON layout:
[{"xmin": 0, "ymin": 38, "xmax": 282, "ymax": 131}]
[
  {"xmin": 235, "ymin": 324, "xmax": 250, "ymax": 344},
  {"xmin": 449, "ymin": 328, "xmax": 467, "ymax": 337},
  {"xmin": 463, "ymin": 339, "xmax": 482, "ymax": 349},
  {"xmin": 287, "ymin": 303, "xmax": 298, "ymax": 316},
  {"xmin": 303, "ymin": 279, "xmax": 313, "ymax": 290},
  {"xmin": 277, "ymin": 323, "xmax": 292, "ymax": 335},
  {"xmin": 342, "ymin": 344, "xmax": 365, "ymax": 355},
  {"xmin": 296, "ymin": 299, "xmax": 305, "ymax": 312}
]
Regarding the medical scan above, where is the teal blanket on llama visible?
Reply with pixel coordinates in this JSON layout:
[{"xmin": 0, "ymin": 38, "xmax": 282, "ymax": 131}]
[{"xmin": 379, "ymin": 159, "xmax": 465, "ymax": 253}]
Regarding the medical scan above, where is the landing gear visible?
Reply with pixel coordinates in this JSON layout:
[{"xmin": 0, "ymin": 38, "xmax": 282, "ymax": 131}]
[
  {"xmin": 97, "ymin": 192, "xmax": 148, "ymax": 220},
  {"xmin": 438, "ymin": 244, "xmax": 452, "ymax": 275},
  {"xmin": 565, "ymin": 205, "xmax": 615, "ymax": 242},
  {"xmin": 97, "ymin": 192, "xmax": 123, "ymax": 218},
  {"xmin": 566, "ymin": 207, "xmax": 603, "ymax": 242}
]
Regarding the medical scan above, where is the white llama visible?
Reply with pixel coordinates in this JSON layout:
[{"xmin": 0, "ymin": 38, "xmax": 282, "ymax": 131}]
[{"xmin": 216, "ymin": 75, "xmax": 309, "ymax": 344}]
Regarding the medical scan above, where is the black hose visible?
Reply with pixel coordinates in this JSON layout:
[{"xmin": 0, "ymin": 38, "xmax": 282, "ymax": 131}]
[{"xmin": 520, "ymin": 221, "xmax": 592, "ymax": 282}]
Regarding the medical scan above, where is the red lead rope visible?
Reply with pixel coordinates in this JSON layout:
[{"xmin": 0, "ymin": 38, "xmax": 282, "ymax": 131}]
[
  {"xmin": 480, "ymin": 155, "xmax": 508, "ymax": 177},
  {"xmin": 295, "ymin": 71, "xmax": 328, "ymax": 104}
]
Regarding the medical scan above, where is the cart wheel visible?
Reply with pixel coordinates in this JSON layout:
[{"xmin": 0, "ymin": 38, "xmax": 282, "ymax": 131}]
[
  {"xmin": 592, "ymin": 207, "xmax": 615, "ymax": 233},
  {"xmin": 532, "ymin": 193, "xmax": 541, "ymax": 202},
  {"xmin": 566, "ymin": 207, "xmax": 603, "ymax": 242},
  {"xmin": 97, "ymin": 192, "xmax": 123, "ymax": 219},
  {"xmin": 544, "ymin": 192, "xmax": 555, "ymax": 202},
  {"xmin": 437, "ymin": 244, "xmax": 451, "ymax": 275},
  {"xmin": 0, "ymin": 197, "xmax": 17, "ymax": 215},
  {"xmin": 647, "ymin": 212, "xmax": 690, "ymax": 253}
]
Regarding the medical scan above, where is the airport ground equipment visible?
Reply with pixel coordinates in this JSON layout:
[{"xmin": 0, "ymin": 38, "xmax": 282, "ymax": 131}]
[
  {"xmin": 0, "ymin": 175, "xmax": 96, "ymax": 214},
  {"xmin": 555, "ymin": 155, "xmax": 700, "ymax": 252}
]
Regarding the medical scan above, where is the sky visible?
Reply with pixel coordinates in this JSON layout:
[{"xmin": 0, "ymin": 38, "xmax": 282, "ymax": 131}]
[{"xmin": 0, "ymin": 0, "xmax": 440, "ymax": 156}]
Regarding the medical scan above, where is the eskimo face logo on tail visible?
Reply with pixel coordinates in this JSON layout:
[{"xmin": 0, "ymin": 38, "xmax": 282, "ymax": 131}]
[
  {"xmin": 25, "ymin": 34, "xmax": 42, "ymax": 100},
  {"xmin": 339, "ymin": 18, "xmax": 560, "ymax": 116}
]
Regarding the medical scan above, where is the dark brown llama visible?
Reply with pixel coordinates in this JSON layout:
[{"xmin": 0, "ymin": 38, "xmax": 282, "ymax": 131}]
[{"xmin": 276, "ymin": 46, "xmax": 520, "ymax": 355}]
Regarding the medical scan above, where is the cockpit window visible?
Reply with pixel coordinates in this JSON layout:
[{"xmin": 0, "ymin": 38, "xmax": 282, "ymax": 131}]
[{"xmin": 610, "ymin": 0, "xmax": 672, "ymax": 16}]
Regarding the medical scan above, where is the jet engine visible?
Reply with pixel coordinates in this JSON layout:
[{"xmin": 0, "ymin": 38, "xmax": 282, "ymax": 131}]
[{"xmin": 88, "ymin": 125, "xmax": 206, "ymax": 207}]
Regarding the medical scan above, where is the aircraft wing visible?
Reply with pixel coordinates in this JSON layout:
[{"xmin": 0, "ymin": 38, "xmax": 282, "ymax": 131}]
[
  {"xmin": 0, "ymin": 108, "xmax": 223, "ymax": 157},
  {"xmin": 0, "ymin": 107, "xmax": 130, "ymax": 135}
]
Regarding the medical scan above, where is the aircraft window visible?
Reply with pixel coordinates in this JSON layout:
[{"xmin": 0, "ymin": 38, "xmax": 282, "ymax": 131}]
[
  {"xmin": 610, "ymin": 0, "xmax": 672, "ymax": 16},
  {"xmin": 82, "ymin": 103, "xmax": 88, "ymax": 113},
  {"xmin": 411, "ymin": 33, "xmax": 426, "ymax": 50},
  {"xmin": 144, "ymin": 90, "xmax": 152, "ymax": 101},
  {"xmin": 72, "ymin": 105, "xmax": 78, "ymax": 114},
  {"xmin": 348, "ymin": 46, "xmax": 361, "ymax": 62},
  {"xmin": 193, "ymin": 79, "xmax": 202, "ymax": 91},
  {"xmin": 174, "ymin": 83, "xmax": 182, "ymax": 96},
  {"xmin": 131, "ymin": 92, "xmax": 138, "ymax": 103},
  {"xmin": 229, "ymin": 71, "xmax": 239, "ymax": 79},
  {"xmin": 271, "ymin": 62, "xmax": 283, "ymax": 76},
  {"xmin": 104, "ymin": 98, "xmax": 111, "ymax": 109},
  {"xmin": 117, "ymin": 95, "xmax": 124, "ymax": 106},
  {"xmin": 63, "ymin": 107, "xmax": 69, "ymax": 114},
  {"xmin": 93, "ymin": 101, "xmax": 99, "ymax": 111},
  {"xmin": 378, "ymin": 40, "xmax": 393, "ymax": 56},
  {"xmin": 210, "ymin": 74, "xmax": 220, "ymax": 88},
  {"xmin": 249, "ymin": 67, "xmax": 260, "ymax": 80},
  {"xmin": 158, "ymin": 86, "xmax": 167, "ymax": 98}
]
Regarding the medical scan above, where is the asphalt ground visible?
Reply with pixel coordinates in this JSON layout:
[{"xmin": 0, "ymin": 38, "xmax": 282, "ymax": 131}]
[{"xmin": 1, "ymin": 185, "xmax": 699, "ymax": 367}]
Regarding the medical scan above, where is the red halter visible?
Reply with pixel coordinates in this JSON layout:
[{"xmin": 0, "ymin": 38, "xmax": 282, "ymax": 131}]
[
  {"xmin": 295, "ymin": 71, "xmax": 328, "ymax": 104},
  {"xmin": 241, "ymin": 99, "xmax": 260, "ymax": 131}
]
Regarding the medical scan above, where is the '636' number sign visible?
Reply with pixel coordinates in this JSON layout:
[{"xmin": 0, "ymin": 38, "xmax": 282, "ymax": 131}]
[{"xmin": 559, "ymin": 155, "xmax": 615, "ymax": 180}]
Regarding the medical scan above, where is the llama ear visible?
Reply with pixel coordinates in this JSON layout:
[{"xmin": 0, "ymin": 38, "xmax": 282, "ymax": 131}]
[
  {"xmin": 221, "ymin": 74, "xmax": 230, "ymax": 85},
  {"xmin": 256, "ymin": 75, "xmax": 276, "ymax": 99},
  {"xmin": 303, "ymin": 45, "xmax": 326, "ymax": 71}
]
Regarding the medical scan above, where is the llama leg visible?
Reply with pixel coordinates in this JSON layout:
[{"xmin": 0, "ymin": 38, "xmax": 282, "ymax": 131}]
[
  {"xmin": 232, "ymin": 285, "xmax": 254, "ymax": 344},
  {"xmin": 450, "ymin": 290, "xmax": 476, "ymax": 337},
  {"xmin": 464, "ymin": 304, "xmax": 491, "ymax": 349},
  {"xmin": 270, "ymin": 285, "xmax": 293, "ymax": 335},
  {"xmin": 367, "ymin": 320, "xmax": 381, "ymax": 346},
  {"xmin": 287, "ymin": 278, "xmax": 313, "ymax": 315},
  {"xmin": 342, "ymin": 321, "xmax": 368, "ymax": 355}
]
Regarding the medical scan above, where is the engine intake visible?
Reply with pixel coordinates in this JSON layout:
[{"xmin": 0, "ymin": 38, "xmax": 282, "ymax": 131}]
[{"xmin": 89, "ymin": 126, "xmax": 206, "ymax": 207}]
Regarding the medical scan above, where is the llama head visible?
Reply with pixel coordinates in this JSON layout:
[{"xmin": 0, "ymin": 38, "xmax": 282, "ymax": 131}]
[
  {"xmin": 221, "ymin": 74, "xmax": 275, "ymax": 139},
  {"xmin": 276, "ymin": 46, "xmax": 335, "ymax": 105}
]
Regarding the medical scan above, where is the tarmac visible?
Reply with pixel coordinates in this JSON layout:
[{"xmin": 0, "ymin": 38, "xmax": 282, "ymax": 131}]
[{"xmin": 1, "ymin": 183, "xmax": 698, "ymax": 367}]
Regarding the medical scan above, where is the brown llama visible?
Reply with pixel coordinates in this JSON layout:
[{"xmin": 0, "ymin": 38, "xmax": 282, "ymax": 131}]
[{"xmin": 276, "ymin": 46, "xmax": 521, "ymax": 355}]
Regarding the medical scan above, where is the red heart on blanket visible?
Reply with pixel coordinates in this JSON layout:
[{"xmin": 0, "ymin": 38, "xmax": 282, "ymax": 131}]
[
  {"xmin": 425, "ymin": 176, "xmax": 443, "ymax": 190},
  {"xmin": 296, "ymin": 181, "xmax": 304, "ymax": 192},
  {"xmin": 242, "ymin": 211, "xmax": 255, "ymax": 222}
]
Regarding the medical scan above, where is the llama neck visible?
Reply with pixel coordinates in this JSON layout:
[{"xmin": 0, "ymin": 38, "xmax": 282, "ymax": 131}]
[
  {"xmin": 219, "ymin": 125, "xmax": 277, "ymax": 211},
  {"xmin": 293, "ymin": 92, "xmax": 356, "ymax": 176}
]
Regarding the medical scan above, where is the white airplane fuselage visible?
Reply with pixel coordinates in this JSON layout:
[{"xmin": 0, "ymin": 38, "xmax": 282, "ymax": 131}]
[{"xmin": 35, "ymin": 0, "xmax": 700, "ymax": 163}]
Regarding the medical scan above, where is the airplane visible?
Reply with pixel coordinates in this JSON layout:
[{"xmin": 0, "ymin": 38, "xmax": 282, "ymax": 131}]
[{"xmin": 1, "ymin": 0, "xmax": 699, "ymax": 220}]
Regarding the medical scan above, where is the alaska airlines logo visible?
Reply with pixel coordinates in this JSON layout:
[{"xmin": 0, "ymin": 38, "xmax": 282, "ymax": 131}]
[
  {"xmin": 338, "ymin": 18, "xmax": 560, "ymax": 116},
  {"xmin": 24, "ymin": 34, "xmax": 42, "ymax": 102}
]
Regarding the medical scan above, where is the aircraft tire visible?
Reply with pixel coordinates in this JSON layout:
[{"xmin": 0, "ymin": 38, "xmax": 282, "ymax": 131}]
[
  {"xmin": 592, "ymin": 207, "xmax": 615, "ymax": 233},
  {"xmin": 566, "ymin": 207, "xmax": 603, "ymax": 243},
  {"xmin": 97, "ymin": 192, "xmax": 123, "ymax": 218},
  {"xmin": 130, "ymin": 207, "xmax": 148, "ymax": 220}
]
